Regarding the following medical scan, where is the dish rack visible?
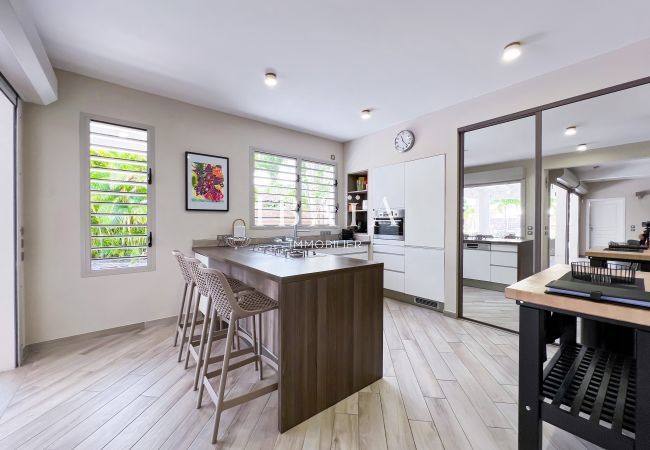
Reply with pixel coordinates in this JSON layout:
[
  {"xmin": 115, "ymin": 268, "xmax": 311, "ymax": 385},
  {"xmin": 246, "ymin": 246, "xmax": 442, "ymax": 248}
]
[{"xmin": 571, "ymin": 261, "xmax": 636, "ymax": 285}]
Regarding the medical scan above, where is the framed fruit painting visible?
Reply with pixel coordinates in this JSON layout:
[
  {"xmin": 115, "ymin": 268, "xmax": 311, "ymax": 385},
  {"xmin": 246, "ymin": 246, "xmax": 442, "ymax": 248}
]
[{"xmin": 185, "ymin": 151, "xmax": 229, "ymax": 211}]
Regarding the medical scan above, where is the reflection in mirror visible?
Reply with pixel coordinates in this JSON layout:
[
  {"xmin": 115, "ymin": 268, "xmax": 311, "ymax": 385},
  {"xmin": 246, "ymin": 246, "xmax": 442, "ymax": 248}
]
[
  {"xmin": 542, "ymin": 83, "xmax": 650, "ymax": 272},
  {"xmin": 462, "ymin": 116, "xmax": 536, "ymax": 331}
]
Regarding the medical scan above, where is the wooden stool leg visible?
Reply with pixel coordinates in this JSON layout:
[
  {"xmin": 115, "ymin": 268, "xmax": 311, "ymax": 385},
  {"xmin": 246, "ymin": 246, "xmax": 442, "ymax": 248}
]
[
  {"xmin": 177, "ymin": 284, "xmax": 194, "ymax": 362},
  {"xmin": 184, "ymin": 290, "xmax": 202, "ymax": 368},
  {"xmin": 252, "ymin": 315, "xmax": 259, "ymax": 371},
  {"xmin": 173, "ymin": 283, "xmax": 188, "ymax": 347},
  {"xmin": 197, "ymin": 313, "xmax": 218, "ymax": 409},
  {"xmin": 193, "ymin": 298, "xmax": 213, "ymax": 390},
  {"xmin": 212, "ymin": 313, "xmax": 236, "ymax": 444}
]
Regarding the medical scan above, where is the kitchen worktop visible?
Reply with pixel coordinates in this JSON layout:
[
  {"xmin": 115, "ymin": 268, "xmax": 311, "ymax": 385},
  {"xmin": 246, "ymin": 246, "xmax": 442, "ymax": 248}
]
[
  {"xmin": 463, "ymin": 238, "xmax": 531, "ymax": 244},
  {"xmin": 193, "ymin": 245, "xmax": 380, "ymax": 282}
]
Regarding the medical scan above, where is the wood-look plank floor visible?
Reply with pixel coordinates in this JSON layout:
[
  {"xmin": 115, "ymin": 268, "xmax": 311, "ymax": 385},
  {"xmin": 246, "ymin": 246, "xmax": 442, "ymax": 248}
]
[
  {"xmin": 462, "ymin": 286, "xmax": 520, "ymax": 332},
  {"xmin": 0, "ymin": 298, "xmax": 601, "ymax": 449}
]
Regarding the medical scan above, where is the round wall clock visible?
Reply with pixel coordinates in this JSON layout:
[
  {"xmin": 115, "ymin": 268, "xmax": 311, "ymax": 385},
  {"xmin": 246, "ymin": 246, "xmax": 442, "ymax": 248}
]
[{"xmin": 394, "ymin": 129, "xmax": 415, "ymax": 152}]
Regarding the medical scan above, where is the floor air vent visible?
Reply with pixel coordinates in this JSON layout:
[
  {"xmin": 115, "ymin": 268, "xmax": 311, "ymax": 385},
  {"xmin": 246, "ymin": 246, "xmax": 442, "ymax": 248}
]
[{"xmin": 414, "ymin": 297, "xmax": 443, "ymax": 311}]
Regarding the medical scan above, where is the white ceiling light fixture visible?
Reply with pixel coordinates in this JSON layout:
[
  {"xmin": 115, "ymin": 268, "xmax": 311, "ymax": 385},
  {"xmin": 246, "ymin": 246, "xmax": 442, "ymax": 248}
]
[
  {"xmin": 564, "ymin": 126, "xmax": 577, "ymax": 136},
  {"xmin": 502, "ymin": 42, "xmax": 522, "ymax": 62},
  {"xmin": 360, "ymin": 109, "xmax": 372, "ymax": 120},
  {"xmin": 576, "ymin": 144, "xmax": 588, "ymax": 151},
  {"xmin": 264, "ymin": 72, "xmax": 278, "ymax": 87}
]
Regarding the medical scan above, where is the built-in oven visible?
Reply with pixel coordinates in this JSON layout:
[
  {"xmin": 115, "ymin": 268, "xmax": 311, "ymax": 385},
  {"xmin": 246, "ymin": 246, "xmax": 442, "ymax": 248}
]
[{"xmin": 373, "ymin": 209, "xmax": 405, "ymax": 240}]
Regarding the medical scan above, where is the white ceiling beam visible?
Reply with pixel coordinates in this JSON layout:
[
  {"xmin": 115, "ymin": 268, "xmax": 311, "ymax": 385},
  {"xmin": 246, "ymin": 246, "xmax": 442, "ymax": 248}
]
[{"xmin": 0, "ymin": 0, "xmax": 56, "ymax": 104}]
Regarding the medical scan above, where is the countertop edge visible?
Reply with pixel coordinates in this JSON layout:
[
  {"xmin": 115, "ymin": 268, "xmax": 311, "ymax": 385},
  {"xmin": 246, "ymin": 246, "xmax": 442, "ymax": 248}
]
[{"xmin": 192, "ymin": 246, "xmax": 383, "ymax": 283}]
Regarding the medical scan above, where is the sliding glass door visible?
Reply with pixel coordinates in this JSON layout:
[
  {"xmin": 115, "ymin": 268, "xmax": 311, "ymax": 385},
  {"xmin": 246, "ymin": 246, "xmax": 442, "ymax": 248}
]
[{"xmin": 0, "ymin": 76, "xmax": 17, "ymax": 371}]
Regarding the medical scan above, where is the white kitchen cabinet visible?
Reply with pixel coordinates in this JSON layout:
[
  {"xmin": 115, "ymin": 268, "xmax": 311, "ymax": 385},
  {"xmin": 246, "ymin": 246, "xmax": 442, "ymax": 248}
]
[
  {"xmin": 372, "ymin": 252, "xmax": 405, "ymax": 272},
  {"xmin": 404, "ymin": 247, "xmax": 444, "ymax": 301},
  {"xmin": 373, "ymin": 243, "xmax": 405, "ymax": 255},
  {"xmin": 463, "ymin": 248, "xmax": 491, "ymax": 281},
  {"xmin": 404, "ymin": 156, "xmax": 445, "ymax": 248},
  {"xmin": 384, "ymin": 270, "xmax": 405, "ymax": 292},
  {"xmin": 489, "ymin": 243, "xmax": 519, "ymax": 285},
  {"xmin": 370, "ymin": 163, "xmax": 405, "ymax": 211},
  {"xmin": 490, "ymin": 265, "xmax": 518, "ymax": 285}
]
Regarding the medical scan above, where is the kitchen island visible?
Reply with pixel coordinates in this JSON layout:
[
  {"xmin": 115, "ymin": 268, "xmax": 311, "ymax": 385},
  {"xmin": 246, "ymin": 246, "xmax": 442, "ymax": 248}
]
[{"xmin": 192, "ymin": 245, "xmax": 384, "ymax": 432}]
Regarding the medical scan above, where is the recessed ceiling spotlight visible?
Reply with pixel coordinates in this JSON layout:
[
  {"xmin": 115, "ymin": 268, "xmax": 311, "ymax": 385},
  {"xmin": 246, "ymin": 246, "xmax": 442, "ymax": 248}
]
[
  {"xmin": 264, "ymin": 72, "xmax": 278, "ymax": 87},
  {"xmin": 564, "ymin": 126, "xmax": 577, "ymax": 136},
  {"xmin": 576, "ymin": 144, "xmax": 588, "ymax": 151},
  {"xmin": 360, "ymin": 109, "xmax": 372, "ymax": 120},
  {"xmin": 502, "ymin": 42, "xmax": 522, "ymax": 62}
]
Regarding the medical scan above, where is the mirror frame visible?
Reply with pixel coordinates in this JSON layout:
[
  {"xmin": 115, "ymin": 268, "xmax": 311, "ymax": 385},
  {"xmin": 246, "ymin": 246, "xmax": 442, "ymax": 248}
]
[{"xmin": 456, "ymin": 75, "xmax": 650, "ymax": 326}]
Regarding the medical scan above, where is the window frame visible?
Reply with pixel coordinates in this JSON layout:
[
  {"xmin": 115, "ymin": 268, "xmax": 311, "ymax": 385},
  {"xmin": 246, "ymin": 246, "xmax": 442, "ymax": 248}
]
[
  {"xmin": 249, "ymin": 147, "xmax": 339, "ymax": 230},
  {"xmin": 463, "ymin": 179, "xmax": 525, "ymax": 238},
  {"xmin": 80, "ymin": 113, "xmax": 156, "ymax": 277}
]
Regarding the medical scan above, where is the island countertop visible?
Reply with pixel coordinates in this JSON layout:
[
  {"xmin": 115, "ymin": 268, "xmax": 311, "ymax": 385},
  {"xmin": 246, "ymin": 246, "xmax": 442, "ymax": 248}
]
[{"xmin": 192, "ymin": 245, "xmax": 382, "ymax": 282}]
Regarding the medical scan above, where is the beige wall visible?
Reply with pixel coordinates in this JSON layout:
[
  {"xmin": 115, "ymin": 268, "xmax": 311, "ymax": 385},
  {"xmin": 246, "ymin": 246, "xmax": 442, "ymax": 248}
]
[
  {"xmin": 343, "ymin": 39, "xmax": 650, "ymax": 315},
  {"xmin": 580, "ymin": 178, "xmax": 650, "ymax": 254},
  {"xmin": 23, "ymin": 70, "xmax": 343, "ymax": 344}
]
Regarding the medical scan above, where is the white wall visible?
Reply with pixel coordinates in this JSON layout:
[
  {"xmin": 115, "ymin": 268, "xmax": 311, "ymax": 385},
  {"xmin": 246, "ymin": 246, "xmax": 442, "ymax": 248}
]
[
  {"xmin": 343, "ymin": 39, "xmax": 650, "ymax": 315},
  {"xmin": 0, "ymin": 90, "xmax": 15, "ymax": 370},
  {"xmin": 23, "ymin": 70, "xmax": 343, "ymax": 344}
]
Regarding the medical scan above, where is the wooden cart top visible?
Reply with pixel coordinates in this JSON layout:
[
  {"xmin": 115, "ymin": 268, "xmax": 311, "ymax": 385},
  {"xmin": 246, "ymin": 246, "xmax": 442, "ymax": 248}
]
[
  {"xmin": 585, "ymin": 247, "xmax": 650, "ymax": 262},
  {"xmin": 504, "ymin": 264, "xmax": 650, "ymax": 327}
]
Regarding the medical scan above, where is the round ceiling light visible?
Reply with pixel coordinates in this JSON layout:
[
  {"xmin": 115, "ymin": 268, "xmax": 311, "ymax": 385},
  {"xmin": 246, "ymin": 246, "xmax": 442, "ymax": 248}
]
[
  {"xmin": 576, "ymin": 144, "xmax": 588, "ymax": 151},
  {"xmin": 502, "ymin": 42, "xmax": 522, "ymax": 62},
  {"xmin": 264, "ymin": 73, "xmax": 278, "ymax": 87},
  {"xmin": 360, "ymin": 109, "xmax": 372, "ymax": 120},
  {"xmin": 564, "ymin": 126, "xmax": 577, "ymax": 136}
]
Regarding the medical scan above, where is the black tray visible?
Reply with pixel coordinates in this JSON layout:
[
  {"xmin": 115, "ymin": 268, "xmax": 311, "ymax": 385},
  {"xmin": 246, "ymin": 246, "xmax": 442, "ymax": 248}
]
[{"xmin": 546, "ymin": 273, "xmax": 650, "ymax": 309}]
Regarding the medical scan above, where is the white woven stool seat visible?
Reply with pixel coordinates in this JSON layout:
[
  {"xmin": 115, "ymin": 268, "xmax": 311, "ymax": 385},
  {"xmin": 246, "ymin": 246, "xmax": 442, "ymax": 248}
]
[
  {"xmin": 237, "ymin": 290, "xmax": 278, "ymax": 315},
  {"xmin": 224, "ymin": 275, "xmax": 253, "ymax": 294}
]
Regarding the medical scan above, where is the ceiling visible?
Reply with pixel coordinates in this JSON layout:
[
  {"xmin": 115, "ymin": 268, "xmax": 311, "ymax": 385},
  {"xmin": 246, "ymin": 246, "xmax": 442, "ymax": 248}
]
[
  {"xmin": 572, "ymin": 158, "xmax": 650, "ymax": 183},
  {"xmin": 21, "ymin": 0, "xmax": 650, "ymax": 142},
  {"xmin": 464, "ymin": 82, "xmax": 650, "ymax": 166}
]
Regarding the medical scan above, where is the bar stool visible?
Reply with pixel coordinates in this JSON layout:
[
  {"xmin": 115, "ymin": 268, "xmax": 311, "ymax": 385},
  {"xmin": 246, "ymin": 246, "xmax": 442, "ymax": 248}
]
[
  {"xmin": 171, "ymin": 250, "xmax": 195, "ymax": 362},
  {"xmin": 183, "ymin": 257, "xmax": 253, "ymax": 389},
  {"xmin": 196, "ymin": 266, "xmax": 278, "ymax": 444}
]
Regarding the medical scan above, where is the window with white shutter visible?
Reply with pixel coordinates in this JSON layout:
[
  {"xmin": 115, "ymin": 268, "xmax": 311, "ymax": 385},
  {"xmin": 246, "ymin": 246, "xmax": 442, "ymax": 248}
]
[
  {"xmin": 82, "ymin": 116, "xmax": 155, "ymax": 275},
  {"xmin": 300, "ymin": 159, "xmax": 337, "ymax": 226},
  {"xmin": 251, "ymin": 149, "xmax": 337, "ymax": 228}
]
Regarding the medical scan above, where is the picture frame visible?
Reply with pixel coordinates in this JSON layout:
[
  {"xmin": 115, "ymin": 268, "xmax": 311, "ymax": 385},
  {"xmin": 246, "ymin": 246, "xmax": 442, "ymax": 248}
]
[{"xmin": 185, "ymin": 151, "xmax": 229, "ymax": 211}]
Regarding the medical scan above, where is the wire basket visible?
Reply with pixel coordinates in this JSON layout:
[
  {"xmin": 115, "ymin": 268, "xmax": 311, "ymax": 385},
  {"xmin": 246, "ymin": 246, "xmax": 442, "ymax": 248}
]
[
  {"xmin": 571, "ymin": 261, "xmax": 636, "ymax": 285},
  {"xmin": 225, "ymin": 236, "xmax": 251, "ymax": 249}
]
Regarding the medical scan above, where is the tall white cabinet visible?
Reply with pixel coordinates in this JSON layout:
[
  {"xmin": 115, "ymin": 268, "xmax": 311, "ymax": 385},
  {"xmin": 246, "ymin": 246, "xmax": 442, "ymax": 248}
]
[
  {"xmin": 370, "ymin": 163, "xmax": 405, "ymax": 210},
  {"xmin": 370, "ymin": 155, "xmax": 445, "ymax": 304},
  {"xmin": 404, "ymin": 155, "xmax": 445, "ymax": 302}
]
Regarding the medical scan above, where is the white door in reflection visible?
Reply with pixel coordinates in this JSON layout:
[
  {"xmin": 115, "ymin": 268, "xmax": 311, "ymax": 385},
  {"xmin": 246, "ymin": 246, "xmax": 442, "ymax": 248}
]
[{"xmin": 587, "ymin": 198, "xmax": 625, "ymax": 248}]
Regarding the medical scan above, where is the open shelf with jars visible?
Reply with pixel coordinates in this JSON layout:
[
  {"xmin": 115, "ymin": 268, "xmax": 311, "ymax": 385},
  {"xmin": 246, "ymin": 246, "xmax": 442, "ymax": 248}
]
[{"xmin": 346, "ymin": 170, "xmax": 369, "ymax": 237}]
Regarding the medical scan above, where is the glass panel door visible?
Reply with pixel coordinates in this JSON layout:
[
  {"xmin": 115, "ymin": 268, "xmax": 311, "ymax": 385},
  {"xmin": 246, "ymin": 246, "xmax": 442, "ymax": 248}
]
[{"xmin": 461, "ymin": 116, "xmax": 536, "ymax": 332}]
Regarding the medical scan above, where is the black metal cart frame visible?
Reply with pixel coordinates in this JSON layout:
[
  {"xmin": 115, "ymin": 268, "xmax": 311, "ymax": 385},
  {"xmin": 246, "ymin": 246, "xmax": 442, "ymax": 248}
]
[{"xmin": 518, "ymin": 302, "xmax": 650, "ymax": 449}]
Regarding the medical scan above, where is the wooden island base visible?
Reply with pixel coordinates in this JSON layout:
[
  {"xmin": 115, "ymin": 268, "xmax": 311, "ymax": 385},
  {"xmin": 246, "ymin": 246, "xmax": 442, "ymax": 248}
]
[{"xmin": 194, "ymin": 246, "xmax": 384, "ymax": 432}]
